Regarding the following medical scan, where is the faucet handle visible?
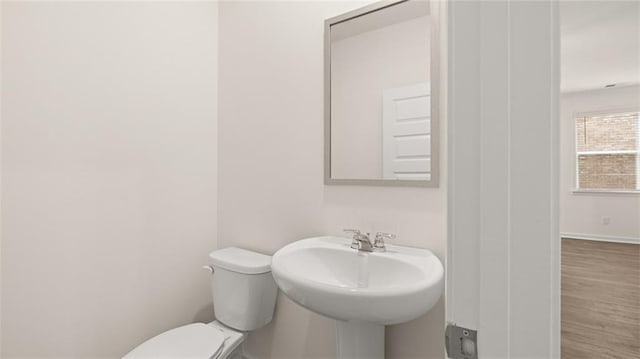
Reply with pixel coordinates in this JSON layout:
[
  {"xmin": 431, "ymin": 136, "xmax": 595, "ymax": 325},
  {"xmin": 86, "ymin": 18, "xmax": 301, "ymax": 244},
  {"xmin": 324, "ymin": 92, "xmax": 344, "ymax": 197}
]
[
  {"xmin": 343, "ymin": 229, "xmax": 361, "ymax": 236},
  {"xmin": 376, "ymin": 232, "xmax": 396, "ymax": 240},
  {"xmin": 374, "ymin": 232, "xmax": 396, "ymax": 251}
]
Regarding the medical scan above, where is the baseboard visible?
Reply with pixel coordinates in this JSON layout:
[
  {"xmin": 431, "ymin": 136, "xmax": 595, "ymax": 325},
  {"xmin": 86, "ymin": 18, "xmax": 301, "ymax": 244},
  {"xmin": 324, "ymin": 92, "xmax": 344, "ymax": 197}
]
[{"xmin": 561, "ymin": 232, "xmax": 640, "ymax": 245}]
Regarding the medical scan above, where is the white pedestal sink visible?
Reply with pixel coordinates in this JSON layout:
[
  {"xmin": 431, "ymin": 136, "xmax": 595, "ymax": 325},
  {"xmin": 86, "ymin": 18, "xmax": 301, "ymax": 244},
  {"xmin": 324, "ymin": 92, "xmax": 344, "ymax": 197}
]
[{"xmin": 271, "ymin": 236, "xmax": 444, "ymax": 358}]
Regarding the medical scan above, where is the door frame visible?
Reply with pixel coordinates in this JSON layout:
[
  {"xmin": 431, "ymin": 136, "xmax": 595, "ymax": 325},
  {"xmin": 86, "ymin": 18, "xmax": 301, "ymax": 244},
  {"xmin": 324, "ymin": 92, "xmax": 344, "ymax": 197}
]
[{"xmin": 446, "ymin": 1, "xmax": 561, "ymax": 358}]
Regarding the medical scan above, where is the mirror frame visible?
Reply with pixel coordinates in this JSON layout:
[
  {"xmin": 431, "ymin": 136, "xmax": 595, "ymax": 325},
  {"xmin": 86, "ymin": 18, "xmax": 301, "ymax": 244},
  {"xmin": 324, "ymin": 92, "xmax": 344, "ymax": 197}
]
[{"xmin": 324, "ymin": 0, "xmax": 440, "ymax": 187}]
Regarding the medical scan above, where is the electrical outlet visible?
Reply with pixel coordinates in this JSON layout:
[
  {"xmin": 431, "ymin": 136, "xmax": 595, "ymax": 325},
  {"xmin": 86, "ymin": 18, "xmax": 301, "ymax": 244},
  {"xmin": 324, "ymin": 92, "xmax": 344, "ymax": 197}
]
[{"xmin": 602, "ymin": 216, "xmax": 611, "ymax": 225}]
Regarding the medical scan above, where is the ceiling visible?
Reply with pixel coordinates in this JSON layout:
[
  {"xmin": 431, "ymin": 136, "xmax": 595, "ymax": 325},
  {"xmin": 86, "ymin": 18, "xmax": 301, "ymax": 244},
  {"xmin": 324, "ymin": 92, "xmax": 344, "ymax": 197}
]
[{"xmin": 561, "ymin": 1, "xmax": 640, "ymax": 93}]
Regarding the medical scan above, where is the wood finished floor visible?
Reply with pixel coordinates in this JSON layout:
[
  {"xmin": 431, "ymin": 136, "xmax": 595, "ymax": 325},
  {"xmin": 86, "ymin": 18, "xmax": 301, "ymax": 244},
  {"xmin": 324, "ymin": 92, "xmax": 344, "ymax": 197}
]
[{"xmin": 562, "ymin": 238, "xmax": 640, "ymax": 359}]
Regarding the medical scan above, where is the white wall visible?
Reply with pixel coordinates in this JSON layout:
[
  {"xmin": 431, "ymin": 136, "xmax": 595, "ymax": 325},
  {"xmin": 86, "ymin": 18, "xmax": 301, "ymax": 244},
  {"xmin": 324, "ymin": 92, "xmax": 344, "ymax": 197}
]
[
  {"xmin": 218, "ymin": 1, "xmax": 446, "ymax": 358},
  {"xmin": 331, "ymin": 16, "xmax": 430, "ymax": 179},
  {"xmin": 560, "ymin": 85, "xmax": 640, "ymax": 240},
  {"xmin": 1, "ymin": 2, "xmax": 218, "ymax": 357}
]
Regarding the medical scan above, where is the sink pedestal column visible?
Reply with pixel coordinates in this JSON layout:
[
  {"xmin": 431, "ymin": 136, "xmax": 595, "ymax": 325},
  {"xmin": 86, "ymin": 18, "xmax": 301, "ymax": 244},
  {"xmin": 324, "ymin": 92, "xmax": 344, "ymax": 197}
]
[{"xmin": 336, "ymin": 321, "xmax": 384, "ymax": 359}]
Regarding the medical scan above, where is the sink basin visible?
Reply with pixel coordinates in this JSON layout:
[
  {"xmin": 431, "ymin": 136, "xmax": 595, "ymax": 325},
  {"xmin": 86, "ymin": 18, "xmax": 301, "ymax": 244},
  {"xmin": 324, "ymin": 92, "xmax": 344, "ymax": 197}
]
[{"xmin": 272, "ymin": 236, "xmax": 443, "ymax": 325}]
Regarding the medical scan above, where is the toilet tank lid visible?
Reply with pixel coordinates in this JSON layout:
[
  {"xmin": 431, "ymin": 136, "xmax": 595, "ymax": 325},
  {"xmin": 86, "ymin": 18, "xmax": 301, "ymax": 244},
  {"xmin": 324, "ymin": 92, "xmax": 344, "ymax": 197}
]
[{"xmin": 209, "ymin": 247, "xmax": 272, "ymax": 274}]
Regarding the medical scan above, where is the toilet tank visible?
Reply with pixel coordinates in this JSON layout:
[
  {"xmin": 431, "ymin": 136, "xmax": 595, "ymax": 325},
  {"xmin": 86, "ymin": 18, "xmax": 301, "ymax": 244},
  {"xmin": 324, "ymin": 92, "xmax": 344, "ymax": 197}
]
[{"xmin": 209, "ymin": 247, "xmax": 278, "ymax": 332}]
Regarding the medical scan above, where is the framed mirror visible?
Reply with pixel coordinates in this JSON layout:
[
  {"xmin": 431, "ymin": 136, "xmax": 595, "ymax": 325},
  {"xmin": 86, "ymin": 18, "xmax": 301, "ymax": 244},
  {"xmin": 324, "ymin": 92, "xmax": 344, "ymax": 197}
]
[{"xmin": 324, "ymin": 0, "xmax": 439, "ymax": 187}]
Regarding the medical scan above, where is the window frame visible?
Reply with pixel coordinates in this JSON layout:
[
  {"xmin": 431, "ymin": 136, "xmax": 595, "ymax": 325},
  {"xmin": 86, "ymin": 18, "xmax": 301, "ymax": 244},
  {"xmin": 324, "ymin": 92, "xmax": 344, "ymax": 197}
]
[{"xmin": 571, "ymin": 108, "xmax": 640, "ymax": 195}]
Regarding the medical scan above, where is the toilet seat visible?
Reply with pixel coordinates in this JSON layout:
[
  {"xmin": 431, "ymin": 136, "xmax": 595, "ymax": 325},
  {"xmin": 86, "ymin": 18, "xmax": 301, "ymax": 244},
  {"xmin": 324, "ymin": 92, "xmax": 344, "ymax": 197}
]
[{"xmin": 123, "ymin": 323, "xmax": 225, "ymax": 359}]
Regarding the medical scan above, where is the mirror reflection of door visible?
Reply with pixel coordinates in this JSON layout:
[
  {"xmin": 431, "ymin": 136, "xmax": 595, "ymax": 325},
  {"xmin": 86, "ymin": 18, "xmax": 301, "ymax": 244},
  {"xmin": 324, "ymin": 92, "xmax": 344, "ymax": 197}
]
[{"xmin": 382, "ymin": 82, "xmax": 431, "ymax": 180}]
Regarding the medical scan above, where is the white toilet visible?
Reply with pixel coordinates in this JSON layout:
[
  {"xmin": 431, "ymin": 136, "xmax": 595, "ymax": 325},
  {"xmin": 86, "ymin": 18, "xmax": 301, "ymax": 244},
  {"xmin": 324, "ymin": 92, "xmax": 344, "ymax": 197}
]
[{"xmin": 124, "ymin": 247, "xmax": 278, "ymax": 359}]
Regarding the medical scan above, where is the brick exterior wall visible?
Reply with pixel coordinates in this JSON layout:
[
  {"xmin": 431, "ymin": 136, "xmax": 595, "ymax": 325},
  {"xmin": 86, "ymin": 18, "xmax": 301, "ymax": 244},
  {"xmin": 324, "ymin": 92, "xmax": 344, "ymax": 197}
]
[{"xmin": 575, "ymin": 113, "xmax": 638, "ymax": 190}]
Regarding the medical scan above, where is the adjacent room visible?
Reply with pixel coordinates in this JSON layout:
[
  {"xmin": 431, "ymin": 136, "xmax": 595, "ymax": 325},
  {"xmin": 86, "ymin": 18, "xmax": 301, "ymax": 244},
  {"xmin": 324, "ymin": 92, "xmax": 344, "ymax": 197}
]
[{"xmin": 560, "ymin": 2, "xmax": 640, "ymax": 358}]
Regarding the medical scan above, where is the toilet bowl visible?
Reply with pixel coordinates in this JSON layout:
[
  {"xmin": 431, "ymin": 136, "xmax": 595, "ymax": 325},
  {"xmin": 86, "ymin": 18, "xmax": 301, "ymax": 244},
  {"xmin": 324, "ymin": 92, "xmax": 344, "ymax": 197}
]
[{"xmin": 123, "ymin": 247, "xmax": 278, "ymax": 359}]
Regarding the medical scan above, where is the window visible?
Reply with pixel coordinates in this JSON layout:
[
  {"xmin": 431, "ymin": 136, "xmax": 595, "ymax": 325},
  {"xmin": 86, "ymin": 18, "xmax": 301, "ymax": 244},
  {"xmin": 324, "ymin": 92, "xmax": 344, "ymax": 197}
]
[{"xmin": 575, "ymin": 111, "xmax": 639, "ymax": 191}]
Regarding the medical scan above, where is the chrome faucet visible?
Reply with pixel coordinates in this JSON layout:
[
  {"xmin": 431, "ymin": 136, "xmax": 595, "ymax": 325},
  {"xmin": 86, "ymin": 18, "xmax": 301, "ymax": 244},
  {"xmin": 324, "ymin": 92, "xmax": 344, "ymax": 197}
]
[
  {"xmin": 344, "ymin": 229, "xmax": 395, "ymax": 252},
  {"xmin": 344, "ymin": 229, "xmax": 374, "ymax": 251}
]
